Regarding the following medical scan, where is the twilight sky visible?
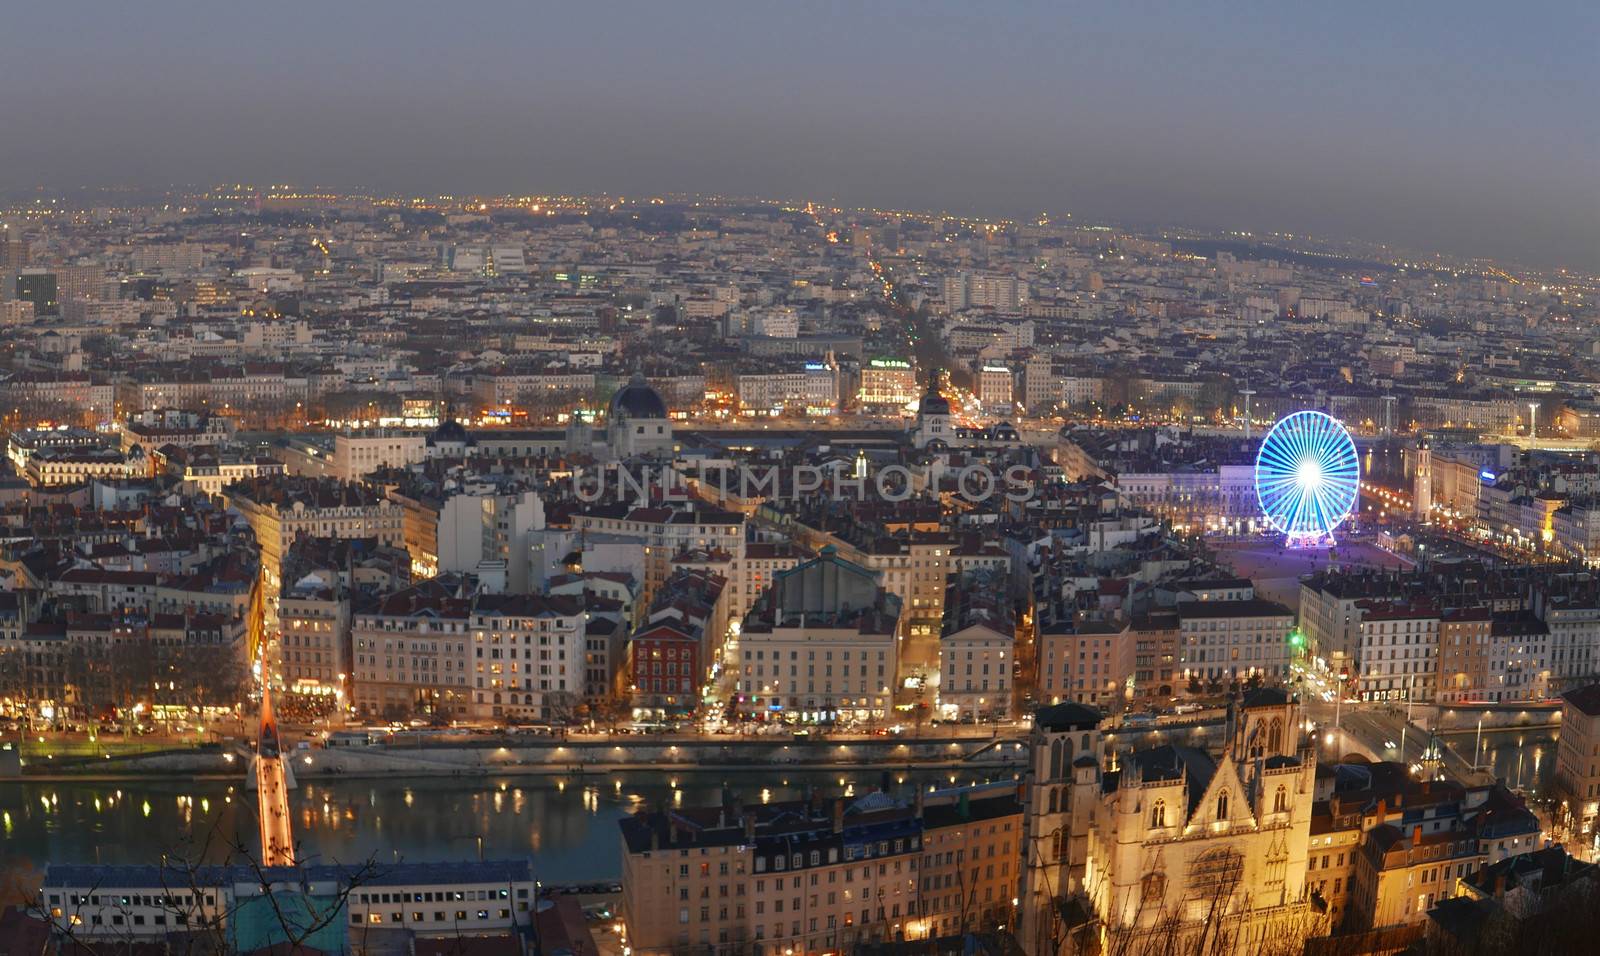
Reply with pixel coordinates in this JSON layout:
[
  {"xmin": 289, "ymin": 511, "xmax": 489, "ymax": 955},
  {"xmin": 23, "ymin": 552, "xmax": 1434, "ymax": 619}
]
[{"xmin": 2, "ymin": 1, "xmax": 1595, "ymax": 269}]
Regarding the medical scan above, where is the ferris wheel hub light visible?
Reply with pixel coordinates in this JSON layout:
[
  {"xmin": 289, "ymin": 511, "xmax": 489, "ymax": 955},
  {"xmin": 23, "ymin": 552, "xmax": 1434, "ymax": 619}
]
[{"xmin": 1297, "ymin": 458, "xmax": 1324, "ymax": 488}]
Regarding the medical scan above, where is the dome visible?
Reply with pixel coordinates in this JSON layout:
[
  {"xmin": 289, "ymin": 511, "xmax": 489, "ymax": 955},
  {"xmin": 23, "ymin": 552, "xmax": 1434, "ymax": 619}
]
[
  {"xmin": 431, "ymin": 419, "xmax": 470, "ymax": 444},
  {"xmin": 610, "ymin": 373, "xmax": 668, "ymax": 420},
  {"xmin": 919, "ymin": 381, "xmax": 951, "ymax": 417}
]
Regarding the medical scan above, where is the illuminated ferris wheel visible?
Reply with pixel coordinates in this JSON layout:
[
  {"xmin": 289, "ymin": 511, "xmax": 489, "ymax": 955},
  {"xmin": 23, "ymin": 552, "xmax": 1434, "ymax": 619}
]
[{"xmin": 1254, "ymin": 410, "xmax": 1360, "ymax": 542}]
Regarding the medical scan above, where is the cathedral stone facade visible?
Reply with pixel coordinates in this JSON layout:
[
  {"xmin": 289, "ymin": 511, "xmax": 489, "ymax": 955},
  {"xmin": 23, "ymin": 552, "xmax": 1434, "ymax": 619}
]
[{"xmin": 1022, "ymin": 689, "xmax": 1321, "ymax": 956}]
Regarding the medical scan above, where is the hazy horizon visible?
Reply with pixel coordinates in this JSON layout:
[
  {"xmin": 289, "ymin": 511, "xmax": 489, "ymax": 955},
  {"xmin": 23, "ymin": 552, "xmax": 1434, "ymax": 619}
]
[{"xmin": 2, "ymin": 1, "xmax": 1595, "ymax": 270}]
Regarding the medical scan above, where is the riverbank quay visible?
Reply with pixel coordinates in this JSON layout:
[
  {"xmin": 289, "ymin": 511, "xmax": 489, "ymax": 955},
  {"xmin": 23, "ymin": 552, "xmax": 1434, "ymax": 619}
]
[{"xmin": 2, "ymin": 732, "xmax": 1029, "ymax": 782}]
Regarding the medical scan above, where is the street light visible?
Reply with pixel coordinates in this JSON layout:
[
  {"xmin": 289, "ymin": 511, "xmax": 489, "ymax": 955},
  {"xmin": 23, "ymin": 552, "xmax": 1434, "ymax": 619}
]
[
  {"xmin": 1332, "ymin": 667, "xmax": 1350, "ymax": 755},
  {"xmin": 1399, "ymin": 672, "xmax": 1416, "ymax": 763},
  {"xmin": 1473, "ymin": 712, "xmax": 1487, "ymax": 773}
]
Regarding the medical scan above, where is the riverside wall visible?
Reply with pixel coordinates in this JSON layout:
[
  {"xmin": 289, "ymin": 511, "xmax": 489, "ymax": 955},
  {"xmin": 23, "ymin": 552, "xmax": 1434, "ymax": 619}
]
[{"xmin": 11, "ymin": 734, "xmax": 1032, "ymax": 782}]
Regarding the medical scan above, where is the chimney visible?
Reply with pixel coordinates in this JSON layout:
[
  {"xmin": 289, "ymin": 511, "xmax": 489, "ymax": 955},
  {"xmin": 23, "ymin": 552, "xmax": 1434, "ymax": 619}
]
[
  {"xmin": 744, "ymin": 811, "xmax": 756, "ymax": 844},
  {"xmin": 915, "ymin": 788, "xmax": 926, "ymax": 821},
  {"xmin": 832, "ymin": 798, "xmax": 844, "ymax": 834},
  {"xmin": 1411, "ymin": 824, "xmax": 1422, "ymax": 846}
]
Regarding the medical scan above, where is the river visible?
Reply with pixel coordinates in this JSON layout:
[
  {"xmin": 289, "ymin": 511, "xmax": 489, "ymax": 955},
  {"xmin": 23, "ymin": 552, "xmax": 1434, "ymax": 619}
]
[
  {"xmin": 0, "ymin": 766, "xmax": 1019, "ymax": 885},
  {"xmin": 0, "ymin": 730, "xmax": 1554, "ymax": 886}
]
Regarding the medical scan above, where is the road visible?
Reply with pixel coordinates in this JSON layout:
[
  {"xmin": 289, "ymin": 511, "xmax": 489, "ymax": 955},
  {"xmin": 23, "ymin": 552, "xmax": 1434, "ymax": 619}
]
[{"xmin": 1308, "ymin": 699, "xmax": 1490, "ymax": 784}]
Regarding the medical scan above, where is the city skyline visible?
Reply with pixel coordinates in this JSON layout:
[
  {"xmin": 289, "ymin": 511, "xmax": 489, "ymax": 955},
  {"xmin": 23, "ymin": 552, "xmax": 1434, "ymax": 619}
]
[
  {"xmin": 4, "ymin": 5, "xmax": 1600, "ymax": 953},
  {"xmin": 1, "ymin": 1, "xmax": 1595, "ymax": 270}
]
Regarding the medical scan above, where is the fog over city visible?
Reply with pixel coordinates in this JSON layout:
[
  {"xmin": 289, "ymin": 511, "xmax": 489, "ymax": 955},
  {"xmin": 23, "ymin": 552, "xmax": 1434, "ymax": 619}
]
[{"xmin": 2, "ymin": 1, "xmax": 1595, "ymax": 268}]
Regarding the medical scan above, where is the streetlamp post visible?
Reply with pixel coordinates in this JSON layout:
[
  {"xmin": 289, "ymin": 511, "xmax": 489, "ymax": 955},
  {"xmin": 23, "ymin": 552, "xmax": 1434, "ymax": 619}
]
[
  {"xmin": 1399, "ymin": 672, "xmax": 1415, "ymax": 764},
  {"xmin": 1473, "ymin": 712, "xmax": 1487, "ymax": 773},
  {"xmin": 1332, "ymin": 668, "xmax": 1349, "ymax": 756}
]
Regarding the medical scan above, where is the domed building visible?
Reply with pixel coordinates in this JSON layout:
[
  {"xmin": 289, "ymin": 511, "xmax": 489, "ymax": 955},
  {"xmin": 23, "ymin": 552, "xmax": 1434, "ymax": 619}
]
[
  {"xmin": 426, "ymin": 417, "xmax": 476, "ymax": 459},
  {"xmin": 912, "ymin": 377, "xmax": 953, "ymax": 449},
  {"xmin": 604, "ymin": 373, "xmax": 674, "ymax": 459}
]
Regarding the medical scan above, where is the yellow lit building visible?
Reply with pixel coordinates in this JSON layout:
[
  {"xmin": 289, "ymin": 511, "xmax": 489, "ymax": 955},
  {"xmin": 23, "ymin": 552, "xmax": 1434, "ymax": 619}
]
[{"xmin": 619, "ymin": 784, "xmax": 1022, "ymax": 956}]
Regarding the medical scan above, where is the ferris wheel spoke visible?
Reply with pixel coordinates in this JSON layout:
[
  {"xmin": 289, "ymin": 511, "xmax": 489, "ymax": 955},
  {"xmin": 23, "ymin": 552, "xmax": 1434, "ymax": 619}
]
[{"xmin": 1255, "ymin": 410, "xmax": 1359, "ymax": 541}]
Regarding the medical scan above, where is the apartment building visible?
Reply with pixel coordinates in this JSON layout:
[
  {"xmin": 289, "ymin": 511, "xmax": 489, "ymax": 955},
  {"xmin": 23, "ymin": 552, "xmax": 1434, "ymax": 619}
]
[
  {"xmin": 1554, "ymin": 682, "xmax": 1600, "ymax": 846},
  {"xmin": 735, "ymin": 546, "xmax": 901, "ymax": 723},
  {"xmin": 1327, "ymin": 775, "xmax": 1541, "ymax": 934},
  {"xmin": 280, "ymin": 578, "xmax": 350, "ymax": 696},
  {"xmin": 24, "ymin": 447, "xmax": 141, "ymax": 486},
  {"xmin": 1176, "ymin": 598, "xmax": 1295, "ymax": 689},
  {"xmin": 732, "ymin": 541, "xmax": 804, "ymax": 622},
  {"xmin": 938, "ymin": 571, "xmax": 1015, "ymax": 720},
  {"xmin": 850, "ymin": 532, "xmax": 954, "ymax": 647},
  {"xmin": 349, "ymin": 583, "xmax": 473, "ymax": 719},
  {"xmin": 942, "ymin": 273, "xmax": 1028, "ymax": 313},
  {"xmin": 619, "ymin": 785, "xmax": 1022, "ymax": 956},
  {"xmin": 1435, "ymin": 607, "xmax": 1493, "ymax": 704},
  {"xmin": 2, "ymin": 372, "xmax": 116, "ymax": 423},
  {"xmin": 570, "ymin": 503, "xmax": 745, "ymax": 608},
  {"xmin": 332, "ymin": 429, "xmax": 426, "ymax": 480},
  {"xmin": 1129, "ymin": 610, "xmax": 1180, "ymax": 702},
  {"xmin": 1485, "ymin": 611, "xmax": 1550, "ymax": 703},
  {"xmin": 1298, "ymin": 573, "xmax": 1400, "ymax": 671},
  {"xmin": 1533, "ymin": 586, "xmax": 1600, "ymax": 691},
  {"xmin": 159, "ymin": 447, "xmax": 285, "ymax": 498},
  {"xmin": 469, "ymin": 592, "xmax": 586, "ymax": 720},
  {"xmin": 630, "ymin": 567, "xmax": 729, "ymax": 719},
  {"xmin": 277, "ymin": 534, "xmax": 410, "ymax": 697},
  {"xmin": 1037, "ymin": 620, "xmax": 1130, "ymax": 709},
  {"xmin": 1353, "ymin": 601, "xmax": 1441, "ymax": 702}
]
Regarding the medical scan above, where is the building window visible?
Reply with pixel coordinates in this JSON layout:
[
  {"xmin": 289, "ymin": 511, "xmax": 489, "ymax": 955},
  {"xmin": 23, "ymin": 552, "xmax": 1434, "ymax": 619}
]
[{"xmin": 1151, "ymin": 800, "xmax": 1166, "ymax": 828}]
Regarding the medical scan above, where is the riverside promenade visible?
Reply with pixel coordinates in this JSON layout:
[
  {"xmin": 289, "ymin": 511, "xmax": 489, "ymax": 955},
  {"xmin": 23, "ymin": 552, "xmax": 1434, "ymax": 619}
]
[{"xmin": 4, "ymin": 728, "xmax": 1032, "ymax": 782}]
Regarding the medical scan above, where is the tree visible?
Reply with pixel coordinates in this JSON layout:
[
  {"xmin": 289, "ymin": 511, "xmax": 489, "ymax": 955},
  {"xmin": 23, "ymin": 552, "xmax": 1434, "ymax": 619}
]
[
  {"xmin": 545, "ymin": 690, "xmax": 582, "ymax": 724},
  {"xmin": 171, "ymin": 643, "xmax": 251, "ymax": 710},
  {"xmin": 0, "ymin": 646, "xmax": 28, "ymax": 716},
  {"xmin": 107, "ymin": 641, "xmax": 157, "ymax": 715},
  {"xmin": 592, "ymin": 694, "xmax": 631, "ymax": 731},
  {"xmin": 1196, "ymin": 378, "xmax": 1237, "ymax": 420}
]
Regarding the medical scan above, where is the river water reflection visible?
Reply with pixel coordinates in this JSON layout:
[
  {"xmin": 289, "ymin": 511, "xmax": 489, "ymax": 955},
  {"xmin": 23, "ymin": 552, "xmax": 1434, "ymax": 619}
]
[
  {"xmin": 1, "ymin": 767, "xmax": 1015, "ymax": 883},
  {"xmin": 0, "ymin": 732, "xmax": 1553, "ymax": 884}
]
